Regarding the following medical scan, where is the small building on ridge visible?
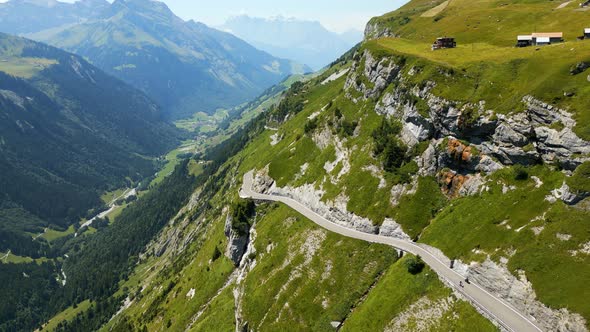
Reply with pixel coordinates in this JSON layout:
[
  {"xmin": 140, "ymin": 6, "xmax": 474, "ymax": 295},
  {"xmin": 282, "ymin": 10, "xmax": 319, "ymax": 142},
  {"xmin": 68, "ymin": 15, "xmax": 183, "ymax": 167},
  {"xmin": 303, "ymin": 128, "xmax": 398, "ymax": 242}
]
[
  {"xmin": 531, "ymin": 32, "xmax": 564, "ymax": 45},
  {"xmin": 516, "ymin": 35, "xmax": 533, "ymax": 47},
  {"xmin": 432, "ymin": 37, "xmax": 457, "ymax": 50}
]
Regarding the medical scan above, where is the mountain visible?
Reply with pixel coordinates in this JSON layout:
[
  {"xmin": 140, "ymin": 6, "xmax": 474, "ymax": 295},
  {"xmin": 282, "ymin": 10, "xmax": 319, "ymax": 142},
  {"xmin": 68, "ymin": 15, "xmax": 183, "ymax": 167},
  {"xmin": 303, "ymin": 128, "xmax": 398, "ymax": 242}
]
[
  {"xmin": 69, "ymin": 0, "xmax": 588, "ymax": 331},
  {"xmin": 0, "ymin": 0, "xmax": 109, "ymax": 35},
  {"xmin": 0, "ymin": 32, "xmax": 180, "ymax": 262},
  {"xmin": 5, "ymin": 0, "xmax": 590, "ymax": 331},
  {"xmin": 33, "ymin": 0, "xmax": 310, "ymax": 120},
  {"xmin": 221, "ymin": 15, "xmax": 362, "ymax": 70}
]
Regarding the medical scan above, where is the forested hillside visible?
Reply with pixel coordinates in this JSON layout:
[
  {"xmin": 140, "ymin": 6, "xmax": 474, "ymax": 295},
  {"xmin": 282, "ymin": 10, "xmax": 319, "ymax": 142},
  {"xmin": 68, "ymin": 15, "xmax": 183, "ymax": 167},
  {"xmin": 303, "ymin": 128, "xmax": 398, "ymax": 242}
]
[{"xmin": 0, "ymin": 33, "xmax": 181, "ymax": 264}]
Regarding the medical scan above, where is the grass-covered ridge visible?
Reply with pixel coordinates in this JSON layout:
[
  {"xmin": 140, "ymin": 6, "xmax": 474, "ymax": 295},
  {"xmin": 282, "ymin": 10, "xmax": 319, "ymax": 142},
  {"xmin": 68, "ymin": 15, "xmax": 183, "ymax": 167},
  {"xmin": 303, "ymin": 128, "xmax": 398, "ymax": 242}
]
[
  {"xmin": 361, "ymin": 38, "xmax": 590, "ymax": 139},
  {"xmin": 371, "ymin": 0, "xmax": 590, "ymax": 46},
  {"xmin": 365, "ymin": 0, "xmax": 590, "ymax": 139}
]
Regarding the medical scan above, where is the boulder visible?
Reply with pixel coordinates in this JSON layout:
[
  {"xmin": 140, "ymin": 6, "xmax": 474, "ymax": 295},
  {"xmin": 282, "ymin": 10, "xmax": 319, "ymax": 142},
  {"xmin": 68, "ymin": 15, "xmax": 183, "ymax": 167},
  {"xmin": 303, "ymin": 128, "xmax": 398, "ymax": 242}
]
[
  {"xmin": 570, "ymin": 61, "xmax": 590, "ymax": 75},
  {"xmin": 551, "ymin": 182, "xmax": 590, "ymax": 205},
  {"xmin": 493, "ymin": 123, "xmax": 529, "ymax": 147},
  {"xmin": 458, "ymin": 174, "xmax": 486, "ymax": 196}
]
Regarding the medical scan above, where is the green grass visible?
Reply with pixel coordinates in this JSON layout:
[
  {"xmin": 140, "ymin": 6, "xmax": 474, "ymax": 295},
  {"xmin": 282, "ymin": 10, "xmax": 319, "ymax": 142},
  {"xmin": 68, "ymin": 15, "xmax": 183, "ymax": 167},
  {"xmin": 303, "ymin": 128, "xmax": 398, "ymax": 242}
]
[
  {"xmin": 567, "ymin": 161, "xmax": 590, "ymax": 193},
  {"xmin": 42, "ymin": 300, "xmax": 92, "ymax": 332},
  {"xmin": 418, "ymin": 166, "xmax": 590, "ymax": 323},
  {"xmin": 105, "ymin": 203, "xmax": 128, "ymax": 223},
  {"xmin": 241, "ymin": 204, "xmax": 398, "ymax": 331},
  {"xmin": 372, "ymin": 0, "xmax": 590, "ymax": 47},
  {"xmin": 367, "ymin": 38, "xmax": 590, "ymax": 139},
  {"xmin": 0, "ymin": 251, "xmax": 49, "ymax": 264},
  {"xmin": 508, "ymin": 203, "xmax": 590, "ymax": 323},
  {"xmin": 41, "ymin": 225, "xmax": 75, "ymax": 242},
  {"xmin": 187, "ymin": 159, "xmax": 204, "ymax": 177},
  {"xmin": 187, "ymin": 287, "xmax": 235, "ymax": 332},
  {"xmin": 0, "ymin": 57, "xmax": 58, "ymax": 78},
  {"xmin": 101, "ymin": 188, "xmax": 127, "ymax": 205},
  {"xmin": 364, "ymin": 0, "xmax": 590, "ymax": 140},
  {"xmin": 151, "ymin": 141, "xmax": 196, "ymax": 186},
  {"xmin": 393, "ymin": 177, "xmax": 448, "ymax": 239},
  {"xmin": 343, "ymin": 255, "xmax": 497, "ymax": 332},
  {"xmin": 174, "ymin": 109, "xmax": 228, "ymax": 133}
]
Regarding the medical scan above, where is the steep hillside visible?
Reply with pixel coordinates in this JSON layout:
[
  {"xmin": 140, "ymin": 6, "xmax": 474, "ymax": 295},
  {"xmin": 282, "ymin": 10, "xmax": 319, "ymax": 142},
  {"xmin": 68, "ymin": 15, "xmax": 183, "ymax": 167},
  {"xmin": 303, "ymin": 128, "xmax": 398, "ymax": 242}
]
[
  {"xmin": 221, "ymin": 15, "xmax": 361, "ymax": 70},
  {"xmin": 0, "ymin": 0, "xmax": 109, "ymax": 35},
  {"xmin": 0, "ymin": 33, "xmax": 180, "ymax": 261},
  {"xmin": 29, "ymin": 1, "xmax": 590, "ymax": 332},
  {"xmin": 33, "ymin": 0, "xmax": 310, "ymax": 119}
]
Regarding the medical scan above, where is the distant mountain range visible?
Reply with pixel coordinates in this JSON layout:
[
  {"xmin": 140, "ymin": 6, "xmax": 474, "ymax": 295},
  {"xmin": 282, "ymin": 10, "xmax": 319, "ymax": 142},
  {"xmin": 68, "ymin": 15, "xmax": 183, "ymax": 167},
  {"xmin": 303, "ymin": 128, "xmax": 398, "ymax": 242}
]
[
  {"xmin": 0, "ymin": 32, "xmax": 180, "ymax": 256},
  {"xmin": 0, "ymin": 0, "xmax": 109, "ymax": 35},
  {"xmin": 21, "ymin": 0, "xmax": 309, "ymax": 119},
  {"xmin": 221, "ymin": 15, "xmax": 363, "ymax": 70}
]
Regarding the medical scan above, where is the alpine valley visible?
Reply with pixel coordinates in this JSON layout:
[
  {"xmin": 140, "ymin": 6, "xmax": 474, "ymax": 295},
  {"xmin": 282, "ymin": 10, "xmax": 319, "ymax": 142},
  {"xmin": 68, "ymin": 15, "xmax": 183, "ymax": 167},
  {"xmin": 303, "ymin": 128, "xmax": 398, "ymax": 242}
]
[{"xmin": 0, "ymin": 0, "xmax": 589, "ymax": 332}]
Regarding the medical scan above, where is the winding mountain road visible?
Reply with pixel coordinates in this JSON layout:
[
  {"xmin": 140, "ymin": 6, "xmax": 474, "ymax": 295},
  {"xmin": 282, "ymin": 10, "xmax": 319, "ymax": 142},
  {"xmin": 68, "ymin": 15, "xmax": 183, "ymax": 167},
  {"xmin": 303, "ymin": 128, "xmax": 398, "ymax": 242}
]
[{"xmin": 239, "ymin": 171, "xmax": 544, "ymax": 332}]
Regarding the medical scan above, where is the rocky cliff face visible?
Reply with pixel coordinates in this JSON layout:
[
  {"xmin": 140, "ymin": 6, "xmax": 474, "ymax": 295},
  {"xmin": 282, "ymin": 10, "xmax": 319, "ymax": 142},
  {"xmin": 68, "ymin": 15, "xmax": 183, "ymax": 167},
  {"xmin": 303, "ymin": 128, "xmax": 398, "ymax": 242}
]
[
  {"xmin": 346, "ymin": 49, "xmax": 590, "ymax": 202},
  {"xmin": 224, "ymin": 212, "xmax": 251, "ymax": 267},
  {"xmin": 364, "ymin": 20, "xmax": 394, "ymax": 40}
]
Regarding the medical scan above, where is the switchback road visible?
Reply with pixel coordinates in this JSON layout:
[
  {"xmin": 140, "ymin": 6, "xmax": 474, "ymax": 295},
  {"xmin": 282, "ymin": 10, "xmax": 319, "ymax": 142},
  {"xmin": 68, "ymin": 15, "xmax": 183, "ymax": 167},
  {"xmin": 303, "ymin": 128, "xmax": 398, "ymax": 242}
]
[{"xmin": 239, "ymin": 171, "xmax": 544, "ymax": 332}]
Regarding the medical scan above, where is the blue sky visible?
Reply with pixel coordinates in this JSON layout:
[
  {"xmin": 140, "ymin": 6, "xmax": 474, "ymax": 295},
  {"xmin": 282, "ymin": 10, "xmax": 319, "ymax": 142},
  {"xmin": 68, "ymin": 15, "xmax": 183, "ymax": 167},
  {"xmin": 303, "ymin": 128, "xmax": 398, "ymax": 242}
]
[
  {"xmin": 35, "ymin": 0, "xmax": 408, "ymax": 32},
  {"xmin": 158, "ymin": 0, "xmax": 407, "ymax": 32}
]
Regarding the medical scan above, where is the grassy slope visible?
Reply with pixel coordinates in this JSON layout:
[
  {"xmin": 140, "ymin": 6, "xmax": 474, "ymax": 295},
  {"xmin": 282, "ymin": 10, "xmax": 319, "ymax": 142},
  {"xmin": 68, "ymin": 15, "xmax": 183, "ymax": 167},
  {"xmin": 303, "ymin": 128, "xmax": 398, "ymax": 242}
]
[
  {"xmin": 0, "ymin": 57, "xmax": 57, "ymax": 78},
  {"xmin": 234, "ymin": 30, "xmax": 590, "ymax": 326},
  {"xmin": 367, "ymin": 0, "xmax": 590, "ymax": 139},
  {"xmin": 343, "ymin": 256, "xmax": 497, "ymax": 332},
  {"xmin": 45, "ymin": 2, "xmax": 590, "ymax": 325},
  {"xmin": 420, "ymin": 165, "xmax": 590, "ymax": 321},
  {"xmin": 239, "ymin": 205, "xmax": 397, "ymax": 331},
  {"xmin": 90, "ymin": 69, "xmax": 494, "ymax": 328},
  {"xmin": 41, "ymin": 300, "xmax": 92, "ymax": 332},
  {"xmin": 366, "ymin": 38, "xmax": 590, "ymax": 139}
]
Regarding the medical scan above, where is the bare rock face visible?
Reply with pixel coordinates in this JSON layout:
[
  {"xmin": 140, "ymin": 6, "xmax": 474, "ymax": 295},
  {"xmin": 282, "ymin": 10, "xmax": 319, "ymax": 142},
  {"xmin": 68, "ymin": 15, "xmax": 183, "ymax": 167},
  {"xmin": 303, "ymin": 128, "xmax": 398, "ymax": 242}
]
[
  {"xmin": 251, "ymin": 171, "xmax": 380, "ymax": 234},
  {"xmin": 224, "ymin": 213, "xmax": 249, "ymax": 266},
  {"xmin": 458, "ymin": 174, "xmax": 486, "ymax": 196},
  {"xmin": 476, "ymin": 155, "xmax": 504, "ymax": 174},
  {"xmin": 379, "ymin": 218, "xmax": 411, "ymax": 240},
  {"xmin": 535, "ymin": 127, "xmax": 590, "ymax": 168},
  {"xmin": 466, "ymin": 259, "xmax": 587, "ymax": 332},
  {"xmin": 550, "ymin": 182, "xmax": 590, "ymax": 205},
  {"xmin": 253, "ymin": 166, "xmax": 274, "ymax": 194},
  {"xmin": 345, "ymin": 50, "xmax": 401, "ymax": 100},
  {"xmin": 364, "ymin": 21, "xmax": 394, "ymax": 40},
  {"xmin": 417, "ymin": 142, "xmax": 440, "ymax": 176},
  {"xmin": 377, "ymin": 90, "xmax": 435, "ymax": 148},
  {"xmin": 522, "ymin": 96, "xmax": 590, "ymax": 169},
  {"xmin": 493, "ymin": 122, "xmax": 530, "ymax": 147}
]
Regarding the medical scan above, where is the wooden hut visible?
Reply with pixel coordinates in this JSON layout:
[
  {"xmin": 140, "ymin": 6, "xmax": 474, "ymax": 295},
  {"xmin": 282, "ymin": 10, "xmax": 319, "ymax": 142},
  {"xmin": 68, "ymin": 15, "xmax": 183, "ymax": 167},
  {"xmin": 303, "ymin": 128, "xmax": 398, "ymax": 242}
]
[
  {"xmin": 516, "ymin": 35, "xmax": 533, "ymax": 47},
  {"xmin": 432, "ymin": 37, "xmax": 457, "ymax": 50},
  {"xmin": 531, "ymin": 32, "xmax": 563, "ymax": 45}
]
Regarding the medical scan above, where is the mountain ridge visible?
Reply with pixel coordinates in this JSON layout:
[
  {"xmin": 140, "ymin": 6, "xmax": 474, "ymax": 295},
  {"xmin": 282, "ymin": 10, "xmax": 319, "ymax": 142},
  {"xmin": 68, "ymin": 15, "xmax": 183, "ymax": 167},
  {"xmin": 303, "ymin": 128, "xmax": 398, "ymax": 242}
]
[
  {"xmin": 0, "ymin": 0, "xmax": 109, "ymax": 34},
  {"xmin": 32, "ymin": 0, "xmax": 311, "ymax": 119},
  {"xmin": 221, "ymin": 15, "xmax": 362, "ymax": 70},
  {"xmin": 0, "ymin": 32, "xmax": 181, "ymax": 257}
]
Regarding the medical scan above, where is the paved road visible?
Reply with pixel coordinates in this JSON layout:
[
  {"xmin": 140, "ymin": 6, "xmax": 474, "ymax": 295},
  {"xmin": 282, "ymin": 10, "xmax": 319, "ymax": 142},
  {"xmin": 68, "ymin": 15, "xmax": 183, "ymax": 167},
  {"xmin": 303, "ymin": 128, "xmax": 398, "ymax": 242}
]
[{"xmin": 240, "ymin": 171, "xmax": 544, "ymax": 332}]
